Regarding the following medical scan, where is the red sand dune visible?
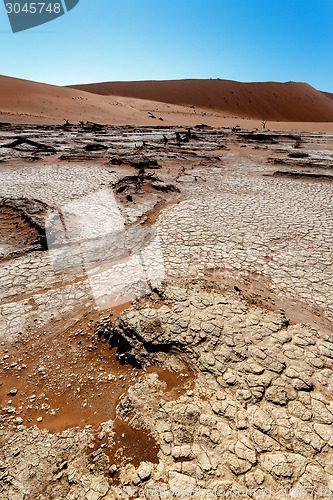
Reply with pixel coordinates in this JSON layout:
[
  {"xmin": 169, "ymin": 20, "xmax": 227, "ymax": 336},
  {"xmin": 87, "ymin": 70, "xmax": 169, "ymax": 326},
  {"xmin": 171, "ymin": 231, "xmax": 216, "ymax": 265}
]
[
  {"xmin": 0, "ymin": 74, "xmax": 159, "ymax": 124},
  {"xmin": 1, "ymin": 75, "xmax": 333, "ymax": 131},
  {"xmin": 322, "ymin": 91, "xmax": 333, "ymax": 102},
  {"xmin": 70, "ymin": 79, "xmax": 333, "ymax": 122}
]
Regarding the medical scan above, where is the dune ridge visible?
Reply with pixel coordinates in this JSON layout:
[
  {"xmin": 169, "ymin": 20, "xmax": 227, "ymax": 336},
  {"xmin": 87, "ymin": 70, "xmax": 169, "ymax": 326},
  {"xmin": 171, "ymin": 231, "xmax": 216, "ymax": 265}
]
[{"xmin": 70, "ymin": 78, "xmax": 333, "ymax": 122}]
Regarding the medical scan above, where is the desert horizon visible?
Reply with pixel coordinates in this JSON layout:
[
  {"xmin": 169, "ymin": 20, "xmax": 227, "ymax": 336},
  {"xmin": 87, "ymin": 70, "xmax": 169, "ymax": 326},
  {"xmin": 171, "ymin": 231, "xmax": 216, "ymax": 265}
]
[{"xmin": 1, "ymin": 74, "xmax": 333, "ymax": 133}]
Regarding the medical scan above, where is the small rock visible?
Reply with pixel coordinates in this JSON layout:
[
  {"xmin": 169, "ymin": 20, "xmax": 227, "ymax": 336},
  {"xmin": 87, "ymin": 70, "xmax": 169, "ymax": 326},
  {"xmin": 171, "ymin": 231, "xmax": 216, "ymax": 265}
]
[
  {"xmin": 3, "ymin": 406, "xmax": 16, "ymax": 414},
  {"xmin": 137, "ymin": 462, "xmax": 152, "ymax": 481},
  {"xmin": 68, "ymin": 470, "xmax": 77, "ymax": 484},
  {"xmin": 109, "ymin": 464, "xmax": 117, "ymax": 476},
  {"xmin": 98, "ymin": 431, "xmax": 105, "ymax": 441}
]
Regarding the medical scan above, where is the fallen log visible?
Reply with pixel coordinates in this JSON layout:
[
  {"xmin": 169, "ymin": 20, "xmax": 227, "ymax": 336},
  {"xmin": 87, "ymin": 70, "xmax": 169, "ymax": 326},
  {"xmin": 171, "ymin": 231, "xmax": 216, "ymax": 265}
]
[
  {"xmin": 84, "ymin": 143, "xmax": 108, "ymax": 151},
  {"xmin": 1, "ymin": 137, "xmax": 56, "ymax": 152}
]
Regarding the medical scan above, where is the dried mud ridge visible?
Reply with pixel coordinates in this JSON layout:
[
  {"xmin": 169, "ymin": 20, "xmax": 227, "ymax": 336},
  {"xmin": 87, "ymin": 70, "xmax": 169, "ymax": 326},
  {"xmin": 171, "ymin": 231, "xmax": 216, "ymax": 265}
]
[
  {"xmin": 0, "ymin": 197, "xmax": 49, "ymax": 262},
  {"xmin": 2, "ymin": 281, "xmax": 333, "ymax": 499},
  {"xmin": 271, "ymin": 171, "xmax": 333, "ymax": 182}
]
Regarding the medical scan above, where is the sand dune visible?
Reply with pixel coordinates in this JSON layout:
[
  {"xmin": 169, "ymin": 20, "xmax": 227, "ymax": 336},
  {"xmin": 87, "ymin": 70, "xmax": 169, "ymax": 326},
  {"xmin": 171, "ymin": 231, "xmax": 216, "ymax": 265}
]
[
  {"xmin": 0, "ymin": 74, "xmax": 159, "ymax": 125},
  {"xmin": 71, "ymin": 79, "xmax": 333, "ymax": 122},
  {"xmin": 322, "ymin": 91, "xmax": 333, "ymax": 102},
  {"xmin": 1, "ymin": 75, "xmax": 333, "ymax": 131},
  {"xmin": 0, "ymin": 74, "xmax": 231, "ymax": 126}
]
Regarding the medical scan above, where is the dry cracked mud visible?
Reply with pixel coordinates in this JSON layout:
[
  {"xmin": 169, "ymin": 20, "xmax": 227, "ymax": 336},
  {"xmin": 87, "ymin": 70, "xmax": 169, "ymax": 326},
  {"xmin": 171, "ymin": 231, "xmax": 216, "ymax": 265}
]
[{"xmin": 0, "ymin": 122, "xmax": 332, "ymax": 499}]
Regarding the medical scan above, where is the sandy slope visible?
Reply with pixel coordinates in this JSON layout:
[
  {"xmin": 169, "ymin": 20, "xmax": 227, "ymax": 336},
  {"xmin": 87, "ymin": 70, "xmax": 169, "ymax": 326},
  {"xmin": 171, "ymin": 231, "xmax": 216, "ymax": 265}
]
[
  {"xmin": 71, "ymin": 79, "xmax": 333, "ymax": 122},
  {"xmin": 0, "ymin": 75, "xmax": 159, "ymax": 125},
  {"xmin": 1, "ymin": 75, "xmax": 333, "ymax": 132},
  {"xmin": 322, "ymin": 91, "xmax": 333, "ymax": 102}
]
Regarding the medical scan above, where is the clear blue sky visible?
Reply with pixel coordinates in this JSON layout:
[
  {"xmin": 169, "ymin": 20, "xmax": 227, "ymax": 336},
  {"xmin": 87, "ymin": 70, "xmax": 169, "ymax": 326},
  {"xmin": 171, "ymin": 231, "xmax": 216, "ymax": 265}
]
[{"xmin": 1, "ymin": 0, "xmax": 333, "ymax": 91}]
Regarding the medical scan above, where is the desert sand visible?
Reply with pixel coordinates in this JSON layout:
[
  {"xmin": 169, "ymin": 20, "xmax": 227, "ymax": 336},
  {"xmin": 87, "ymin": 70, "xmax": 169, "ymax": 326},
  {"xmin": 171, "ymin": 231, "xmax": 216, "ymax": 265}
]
[
  {"xmin": 0, "ymin": 74, "xmax": 157, "ymax": 125},
  {"xmin": 71, "ymin": 78, "xmax": 333, "ymax": 122},
  {"xmin": 1, "ymin": 75, "xmax": 333, "ymax": 132}
]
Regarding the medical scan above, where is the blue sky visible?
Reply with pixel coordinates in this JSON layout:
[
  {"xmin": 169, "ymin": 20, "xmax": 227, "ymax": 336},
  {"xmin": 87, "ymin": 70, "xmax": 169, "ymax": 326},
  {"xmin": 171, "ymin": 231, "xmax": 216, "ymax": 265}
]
[{"xmin": 1, "ymin": 0, "xmax": 333, "ymax": 91}]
